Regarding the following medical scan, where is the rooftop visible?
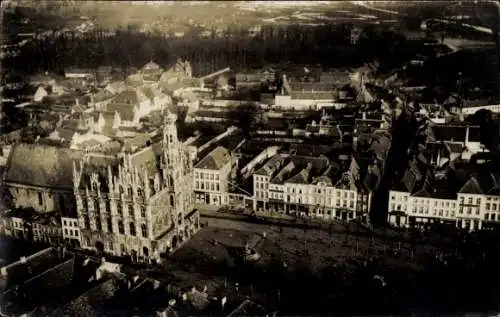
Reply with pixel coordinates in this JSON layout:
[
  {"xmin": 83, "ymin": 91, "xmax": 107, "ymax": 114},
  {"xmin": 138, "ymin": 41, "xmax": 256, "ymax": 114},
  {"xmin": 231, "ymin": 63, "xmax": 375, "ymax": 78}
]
[
  {"xmin": 3, "ymin": 144, "xmax": 83, "ymax": 190},
  {"xmin": 194, "ymin": 146, "xmax": 232, "ymax": 170}
]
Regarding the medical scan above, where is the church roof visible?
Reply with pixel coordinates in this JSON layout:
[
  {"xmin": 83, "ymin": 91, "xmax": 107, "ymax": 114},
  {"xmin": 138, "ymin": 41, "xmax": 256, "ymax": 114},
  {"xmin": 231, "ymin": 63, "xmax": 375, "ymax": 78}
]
[
  {"xmin": 4, "ymin": 144, "xmax": 83, "ymax": 190},
  {"xmin": 194, "ymin": 146, "xmax": 231, "ymax": 170}
]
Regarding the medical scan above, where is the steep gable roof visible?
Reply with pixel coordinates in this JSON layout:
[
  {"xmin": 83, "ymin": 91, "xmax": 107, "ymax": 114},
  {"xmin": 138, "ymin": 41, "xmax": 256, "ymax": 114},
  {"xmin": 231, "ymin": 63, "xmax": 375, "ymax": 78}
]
[
  {"xmin": 286, "ymin": 164, "xmax": 313, "ymax": 184},
  {"xmin": 194, "ymin": 146, "xmax": 231, "ymax": 170},
  {"xmin": 4, "ymin": 144, "xmax": 83, "ymax": 190},
  {"xmin": 458, "ymin": 176, "xmax": 484, "ymax": 195}
]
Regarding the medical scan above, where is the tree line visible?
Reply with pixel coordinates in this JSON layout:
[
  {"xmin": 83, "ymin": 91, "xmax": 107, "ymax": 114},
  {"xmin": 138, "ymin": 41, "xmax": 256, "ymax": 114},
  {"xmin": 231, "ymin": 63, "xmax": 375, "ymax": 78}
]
[{"xmin": 3, "ymin": 22, "xmax": 414, "ymax": 80}]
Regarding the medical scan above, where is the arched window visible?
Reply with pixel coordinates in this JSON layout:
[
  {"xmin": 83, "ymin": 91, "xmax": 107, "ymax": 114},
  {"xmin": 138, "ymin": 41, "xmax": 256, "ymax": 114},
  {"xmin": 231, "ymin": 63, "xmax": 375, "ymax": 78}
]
[
  {"xmin": 83, "ymin": 216, "xmax": 90, "ymax": 229},
  {"xmin": 94, "ymin": 200, "xmax": 100, "ymax": 213},
  {"xmin": 141, "ymin": 224, "xmax": 148, "ymax": 238},
  {"xmin": 106, "ymin": 218, "xmax": 112, "ymax": 232},
  {"xmin": 128, "ymin": 204, "xmax": 134, "ymax": 216},
  {"xmin": 137, "ymin": 188, "xmax": 143, "ymax": 198},
  {"xmin": 118, "ymin": 221, "xmax": 124, "ymax": 234},
  {"xmin": 117, "ymin": 203, "xmax": 122, "ymax": 215},
  {"xmin": 129, "ymin": 222, "xmax": 136, "ymax": 236},
  {"xmin": 95, "ymin": 216, "xmax": 102, "ymax": 231},
  {"xmin": 127, "ymin": 187, "xmax": 133, "ymax": 197},
  {"xmin": 82, "ymin": 198, "xmax": 88, "ymax": 210}
]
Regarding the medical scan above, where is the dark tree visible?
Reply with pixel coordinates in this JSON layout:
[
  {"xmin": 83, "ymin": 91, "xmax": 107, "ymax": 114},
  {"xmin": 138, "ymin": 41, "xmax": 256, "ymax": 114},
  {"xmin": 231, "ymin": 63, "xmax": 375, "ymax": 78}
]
[{"xmin": 227, "ymin": 102, "xmax": 261, "ymax": 136}]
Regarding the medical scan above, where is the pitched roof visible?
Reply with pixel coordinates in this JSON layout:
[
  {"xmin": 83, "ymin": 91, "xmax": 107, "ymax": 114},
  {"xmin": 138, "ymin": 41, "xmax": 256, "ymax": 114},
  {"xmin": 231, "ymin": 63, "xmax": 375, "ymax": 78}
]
[
  {"xmin": 0, "ymin": 248, "xmax": 64, "ymax": 293},
  {"xmin": 290, "ymin": 91, "xmax": 337, "ymax": 100},
  {"xmin": 458, "ymin": 176, "xmax": 484, "ymax": 195},
  {"xmin": 254, "ymin": 154, "xmax": 286, "ymax": 176},
  {"xmin": 142, "ymin": 61, "xmax": 162, "ymax": 71},
  {"xmin": 4, "ymin": 144, "xmax": 83, "ymax": 190},
  {"xmin": 52, "ymin": 277, "xmax": 123, "ymax": 317},
  {"xmin": 1, "ymin": 258, "xmax": 75, "ymax": 316},
  {"xmin": 195, "ymin": 146, "xmax": 231, "ymax": 170}
]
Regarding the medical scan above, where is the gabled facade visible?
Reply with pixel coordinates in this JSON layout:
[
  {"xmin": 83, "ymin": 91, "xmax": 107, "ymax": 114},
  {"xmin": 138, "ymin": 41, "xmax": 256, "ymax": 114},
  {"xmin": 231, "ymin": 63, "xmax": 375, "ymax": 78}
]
[
  {"xmin": 388, "ymin": 160, "xmax": 500, "ymax": 231},
  {"xmin": 252, "ymin": 154, "xmax": 371, "ymax": 223},
  {"xmin": 194, "ymin": 146, "xmax": 234, "ymax": 205},
  {"xmin": 73, "ymin": 111, "xmax": 200, "ymax": 263}
]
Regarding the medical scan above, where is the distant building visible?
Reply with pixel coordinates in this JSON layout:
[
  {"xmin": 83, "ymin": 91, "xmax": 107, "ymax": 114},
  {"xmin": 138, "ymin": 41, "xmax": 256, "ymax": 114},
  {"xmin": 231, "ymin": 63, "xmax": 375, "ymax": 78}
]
[
  {"xmin": 65, "ymin": 68, "xmax": 95, "ymax": 80},
  {"xmin": 97, "ymin": 65, "xmax": 113, "ymax": 83},
  {"xmin": 194, "ymin": 146, "xmax": 234, "ymax": 205},
  {"xmin": 105, "ymin": 87, "xmax": 171, "ymax": 128},
  {"xmin": 33, "ymin": 86, "xmax": 48, "ymax": 102},
  {"xmin": 140, "ymin": 60, "xmax": 164, "ymax": 83},
  {"xmin": 350, "ymin": 26, "xmax": 363, "ymax": 45},
  {"xmin": 275, "ymin": 75, "xmax": 340, "ymax": 110},
  {"xmin": 235, "ymin": 73, "xmax": 262, "ymax": 88}
]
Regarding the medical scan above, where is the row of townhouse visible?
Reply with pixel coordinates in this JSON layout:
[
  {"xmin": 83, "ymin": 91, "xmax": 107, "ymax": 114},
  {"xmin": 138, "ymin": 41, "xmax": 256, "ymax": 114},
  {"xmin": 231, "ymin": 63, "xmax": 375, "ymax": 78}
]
[
  {"xmin": 252, "ymin": 152, "xmax": 374, "ymax": 223},
  {"xmin": 388, "ymin": 157, "xmax": 500, "ymax": 232}
]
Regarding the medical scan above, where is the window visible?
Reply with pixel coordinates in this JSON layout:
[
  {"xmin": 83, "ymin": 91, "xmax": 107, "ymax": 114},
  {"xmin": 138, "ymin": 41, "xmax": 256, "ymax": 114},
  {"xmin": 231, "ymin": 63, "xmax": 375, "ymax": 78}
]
[
  {"xmin": 140, "ymin": 206, "xmax": 146, "ymax": 218},
  {"xmin": 129, "ymin": 222, "xmax": 136, "ymax": 236},
  {"xmin": 468, "ymin": 197, "xmax": 473, "ymax": 204},
  {"xmin": 64, "ymin": 228, "xmax": 68, "ymax": 235},
  {"xmin": 94, "ymin": 200, "xmax": 100, "ymax": 213},
  {"xmin": 107, "ymin": 218, "xmax": 112, "ymax": 232},
  {"xmin": 84, "ymin": 216, "xmax": 90, "ymax": 229},
  {"xmin": 485, "ymin": 213, "xmax": 490, "ymax": 220},
  {"xmin": 75, "ymin": 230, "xmax": 78, "ymax": 237},
  {"xmin": 141, "ymin": 224, "xmax": 148, "ymax": 238},
  {"xmin": 63, "ymin": 220, "xmax": 67, "ymax": 226},
  {"xmin": 95, "ymin": 217, "xmax": 102, "ymax": 231},
  {"xmin": 118, "ymin": 221, "xmax": 124, "ymax": 234},
  {"xmin": 121, "ymin": 244, "xmax": 126, "ymax": 254},
  {"xmin": 83, "ymin": 198, "xmax": 88, "ymax": 210},
  {"xmin": 105, "ymin": 200, "xmax": 111, "ymax": 213},
  {"xmin": 128, "ymin": 187, "xmax": 133, "ymax": 197},
  {"xmin": 128, "ymin": 204, "xmax": 134, "ymax": 216},
  {"xmin": 117, "ymin": 203, "xmax": 122, "ymax": 215},
  {"xmin": 170, "ymin": 195, "xmax": 175, "ymax": 207},
  {"xmin": 476, "ymin": 198, "xmax": 481, "ymax": 205},
  {"xmin": 137, "ymin": 188, "xmax": 143, "ymax": 198},
  {"xmin": 216, "ymin": 183, "xmax": 220, "ymax": 191},
  {"xmin": 38, "ymin": 192, "xmax": 43, "ymax": 205}
]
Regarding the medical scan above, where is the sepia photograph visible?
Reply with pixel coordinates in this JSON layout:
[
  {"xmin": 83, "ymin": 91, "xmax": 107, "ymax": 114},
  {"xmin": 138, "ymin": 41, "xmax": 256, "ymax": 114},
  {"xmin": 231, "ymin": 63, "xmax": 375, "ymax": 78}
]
[{"xmin": 0, "ymin": 0, "xmax": 499, "ymax": 316}]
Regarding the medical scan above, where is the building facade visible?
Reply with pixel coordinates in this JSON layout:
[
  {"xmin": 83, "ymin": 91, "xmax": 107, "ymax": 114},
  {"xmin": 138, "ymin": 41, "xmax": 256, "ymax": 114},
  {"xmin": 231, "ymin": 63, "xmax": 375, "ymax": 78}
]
[
  {"xmin": 73, "ymin": 111, "xmax": 200, "ymax": 263},
  {"xmin": 194, "ymin": 146, "xmax": 233, "ymax": 206},
  {"xmin": 388, "ymin": 174, "xmax": 500, "ymax": 232},
  {"xmin": 252, "ymin": 154, "xmax": 371, "ymax": 223}
]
